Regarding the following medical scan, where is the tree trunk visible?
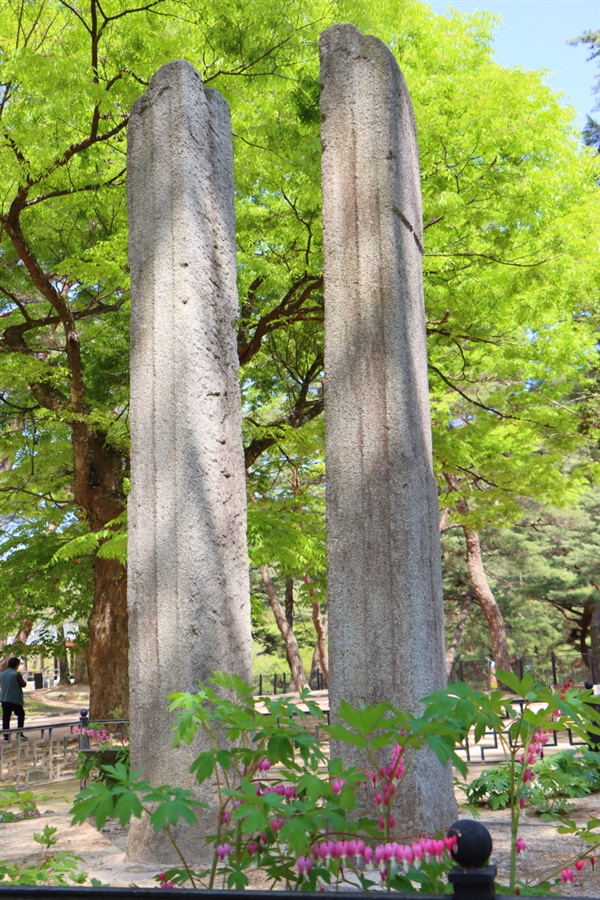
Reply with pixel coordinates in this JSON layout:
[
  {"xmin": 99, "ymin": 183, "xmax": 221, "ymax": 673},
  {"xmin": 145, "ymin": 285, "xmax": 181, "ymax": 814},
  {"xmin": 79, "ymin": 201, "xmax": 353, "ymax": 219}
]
[
  {"xmin": 87, "ymin": 556, "xmax": 129, "ymax": 719},
  {"xmin": 83, "ymin": 433, "xmax": 129, "ymax": 718},
  {"xmin": 285, "ymin": 576, "xmax": 294, "ymax": 628},
  {"xmin": 303, "ymin": 574, "xmax": 328, "ymax": 685},
  {"xmin": 73, "ymin": 650, "xmax": 88, "ymax": 684},
  {"xmin": 57, "ymin": 624, "xmax": 71, "ymax": 683},
  {"xmin": 58, "ymin": 654, "xmax": 70, "ymax": 683},
  {"xmin": 311, "ymin": 600, "xmax": 328, "ymax": 684},
  {"xmin": 462, "ymin": 527, "xmax": 512, "ymax": 674},
  {"xmin": 261, "ymin": 565, "xmax": 307, "ymax": 691},
  {"xmin": 587, "ymin": 595, "xmax": 600, "ymax": 681},
  {"xmin": 309, "ymin": 613, "xmax": 328, "ymax": 688},
  {"xmin": 444, "ymin": 473, "xmax": 511, "ymax": 676},
  {"xmin": 446, "ymin": 594, "xmax": 472, "ymax": 679}
]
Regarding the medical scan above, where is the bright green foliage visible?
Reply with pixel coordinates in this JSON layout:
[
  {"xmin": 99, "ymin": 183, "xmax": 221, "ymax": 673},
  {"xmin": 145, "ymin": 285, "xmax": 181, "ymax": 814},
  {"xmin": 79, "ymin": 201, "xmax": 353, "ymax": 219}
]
[
  {"xmin": 247, "ymin": 419, "xmax": 326, "ymax": 604},
  {"xmin": 69, "ymin": 670, "xmax": 600, "ymax": 893},
  {"xmin": 0, "ymin": 786, "xmax": 39, "ymax": 823},
  {"xmin": 464, "ymin": 762, "xmax": 513, "ymax": 810},
  {"xmin": 427, "ymin": 673, "xmax": 600, "ymax": 891},
  {"xmin": 72, "ymin": 671, "xmax": 464, "ymax": 892},
  {"xmin": 0, "ymin": 807, "xmax": 88, "ymax": 885},
  {"xmin": 465, "ymin": 749, "xmax": 600, "ymax": 815}
]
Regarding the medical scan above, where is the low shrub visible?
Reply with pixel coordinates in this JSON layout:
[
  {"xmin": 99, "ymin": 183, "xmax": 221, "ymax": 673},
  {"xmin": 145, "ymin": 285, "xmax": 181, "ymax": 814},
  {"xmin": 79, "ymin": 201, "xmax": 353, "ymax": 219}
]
[{"xmin": 70, "ymin": 671, "xmax": 600, "ymax": 894}]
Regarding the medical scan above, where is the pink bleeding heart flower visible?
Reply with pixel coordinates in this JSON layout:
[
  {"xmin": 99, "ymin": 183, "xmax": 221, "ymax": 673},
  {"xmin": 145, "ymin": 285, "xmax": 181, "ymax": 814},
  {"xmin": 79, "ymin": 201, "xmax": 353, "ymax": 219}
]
[
  {"xmin": 384, "ymin": 842, "xmax": 395, "ymax": 861},
  {"xmin": 216, "ymin": 843, "xmax": 232, "ymax": 861},
  {"xmin": 297, "ymin": 856, "xmax": 313, "ymax": 875},
  {"xmin": 575, "ymin": 860, "xmax": 586, "ymax": 871},
  {"xmin": 401, "ymin": 845, "xmax": 414, "ymax": 868},
  {"xmin": 412, "ymin": 843, "xmax": 424, "ymax": 867}
]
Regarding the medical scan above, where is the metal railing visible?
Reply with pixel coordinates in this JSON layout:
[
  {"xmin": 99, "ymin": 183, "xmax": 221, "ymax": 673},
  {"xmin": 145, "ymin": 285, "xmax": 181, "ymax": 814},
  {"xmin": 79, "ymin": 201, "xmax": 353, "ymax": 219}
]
[
  {"xmin": 255, "ymin": 668, "xmax": 326, "ymax": 695},
  {"xmin": 1, "ymin": 683, "xmax": 597, "ymax": 787},
  {"xmin": 0, "ymin": 712, "xmax": 128, "ymax": 787},
  {"xmin": 449, "ymin": 651, "xmax": 595, "ymax": 692},
  {"xmin": 0, "ymin": 718, "xmax": 82, "ymax": 786}
]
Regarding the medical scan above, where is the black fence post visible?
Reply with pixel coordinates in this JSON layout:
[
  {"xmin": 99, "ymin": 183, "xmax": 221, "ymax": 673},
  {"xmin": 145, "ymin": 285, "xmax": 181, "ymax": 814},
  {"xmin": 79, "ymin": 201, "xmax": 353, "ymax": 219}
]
[
  {"xmin": 589, "ymin": 648, "xmax": 597, "ymax": 684},
  {"xmin": 551, "ymin": 650, "xmax": 558, "ymax": 687},
  {"xmin": 273, "ymin": 674, "xmax": 277, "ymax": 695},
  {"xmin": 447, "ymin": 820, "xmax": 496, "ymax": 900},
  {"xmin": 258, "ymin": 674, "xmax": 263, "ymax": 695},
  {"xmin": 518, "ymin": 657, "xmax": 524, "ymax": 680},
  {"xmin": 78, "ymin": 710, "xmax": 90, "ymax": 750},
  {"xmin": 449, "ymin": 865, "xmax": 497, "ymax": 900},
  {"xmin": 458, "ymin": 659, "xmax": 464, "ymax": 682}
]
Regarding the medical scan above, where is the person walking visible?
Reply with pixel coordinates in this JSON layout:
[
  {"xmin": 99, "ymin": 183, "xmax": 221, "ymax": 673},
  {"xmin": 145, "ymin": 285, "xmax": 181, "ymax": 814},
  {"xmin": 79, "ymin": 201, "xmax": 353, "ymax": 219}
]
[{"xmin": 1, "ymin": 657, "xmax": 27, "ymax": 741}]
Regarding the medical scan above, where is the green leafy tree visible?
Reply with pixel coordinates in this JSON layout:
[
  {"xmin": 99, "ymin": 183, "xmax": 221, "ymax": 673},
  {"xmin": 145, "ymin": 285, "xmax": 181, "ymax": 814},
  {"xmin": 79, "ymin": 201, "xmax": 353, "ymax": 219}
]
[{"xmin": 0, "ymin": 0, "xmax": 329, "ymax": 715}]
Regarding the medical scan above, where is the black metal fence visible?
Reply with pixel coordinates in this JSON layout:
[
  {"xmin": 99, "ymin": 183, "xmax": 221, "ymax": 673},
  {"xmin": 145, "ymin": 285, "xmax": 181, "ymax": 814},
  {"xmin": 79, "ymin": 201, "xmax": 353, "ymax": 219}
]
[
  {"xmin": 448, "ymin": 650, "xmax": 595, "ymax": 692},
  {"xmin": 258, "ymin": 651, "xmax": 596, "ymax": 695},
  {"xmin": 255, "ymin": 668, "xmax": 326, "ymax": 695}
]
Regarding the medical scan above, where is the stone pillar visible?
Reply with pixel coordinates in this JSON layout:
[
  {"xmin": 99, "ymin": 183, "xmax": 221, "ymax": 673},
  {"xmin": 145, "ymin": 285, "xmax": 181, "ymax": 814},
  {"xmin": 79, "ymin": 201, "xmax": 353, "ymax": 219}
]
[
  {"xmin": 320, "ymin": 24, "xmax": 456, "ymax": 834},
  {"xmin": 127, "ymin": 60, "xmax": 252, "ymax": 863}
]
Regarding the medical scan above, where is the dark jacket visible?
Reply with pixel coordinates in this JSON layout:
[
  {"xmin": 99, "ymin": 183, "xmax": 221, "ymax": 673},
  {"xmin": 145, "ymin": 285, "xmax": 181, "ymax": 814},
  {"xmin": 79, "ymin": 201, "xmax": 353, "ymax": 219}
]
[{"xmin": 0, "ymin": 667, "xmax": 26, "ymax": 705}]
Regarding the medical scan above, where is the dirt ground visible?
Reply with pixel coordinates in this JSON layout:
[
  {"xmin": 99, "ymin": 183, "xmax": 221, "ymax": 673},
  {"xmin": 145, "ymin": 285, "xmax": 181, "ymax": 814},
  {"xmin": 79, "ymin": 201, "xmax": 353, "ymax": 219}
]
[{"xmin": 22, "ymin": 683, "xmax": 92, "ymax": 716}]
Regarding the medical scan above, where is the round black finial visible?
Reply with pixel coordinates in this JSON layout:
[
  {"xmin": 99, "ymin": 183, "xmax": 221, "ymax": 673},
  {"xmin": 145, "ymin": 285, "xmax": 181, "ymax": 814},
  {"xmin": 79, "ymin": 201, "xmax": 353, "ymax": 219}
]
[{"xmin": 447, "ymin": 819, "xmax": 493, "ymax": 868}]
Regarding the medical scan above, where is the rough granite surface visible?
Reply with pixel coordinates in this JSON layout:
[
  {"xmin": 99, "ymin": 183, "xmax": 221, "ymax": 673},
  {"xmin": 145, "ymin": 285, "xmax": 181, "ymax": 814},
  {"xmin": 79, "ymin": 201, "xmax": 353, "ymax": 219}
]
[
  {"xmin": 320, "ymin": 23, "xmax": 457, "ymax": 834},
  {"xmin": 127, "ymin": 59, "xmax": 252, "ymax": 864}
]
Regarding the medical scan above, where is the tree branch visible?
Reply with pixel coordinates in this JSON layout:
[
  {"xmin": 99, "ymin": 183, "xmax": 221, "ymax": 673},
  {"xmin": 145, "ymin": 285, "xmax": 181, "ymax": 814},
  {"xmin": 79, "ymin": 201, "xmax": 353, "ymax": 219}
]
[
  {"xmin": 238, "ymin": 274, "xmax": 323, "ymax": 367},
  {"xmin": 244, "ymin": 397, "xmax": 324, "ymax": 470}
]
